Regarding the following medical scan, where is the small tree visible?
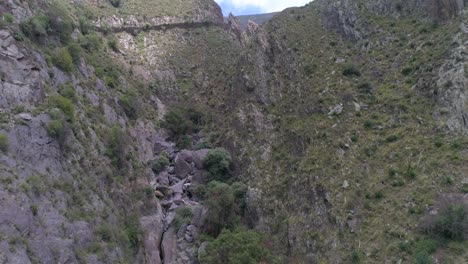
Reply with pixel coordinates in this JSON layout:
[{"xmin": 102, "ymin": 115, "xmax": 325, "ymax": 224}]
[
  {"xmin": 0, "ymin": 134, "xmax": 8, "ymax": 153},
  {"xmin": 422, "ymin": 198, "xmax": 467, "ymax": 241},
  {"xmin": 200, "ymin": 228, "xmax": 273, "ymax": 264},
  {"xmin": 203, "ymin": 181, "xmax": 239, "ymax": 236},
  {"xmin": 203, "ymin": 148, "xmax": 232, "ymax": 182}
]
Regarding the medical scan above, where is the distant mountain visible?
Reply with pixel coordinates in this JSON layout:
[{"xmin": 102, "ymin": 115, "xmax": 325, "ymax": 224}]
[{"xmin": 225, "ymin": 12, "xmax": 279, "ymax": 30}]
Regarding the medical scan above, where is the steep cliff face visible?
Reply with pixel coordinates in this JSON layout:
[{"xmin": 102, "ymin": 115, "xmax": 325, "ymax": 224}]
[{"xmin": 0, "ymin": 0, "xmax": 467, "ymax": 263}]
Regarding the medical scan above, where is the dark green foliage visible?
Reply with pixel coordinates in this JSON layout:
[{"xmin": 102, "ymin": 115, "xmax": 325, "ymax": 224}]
[
  {"xmin": 58, "ymin": 83, "xmax": 76, "ymax": 101},
  {"xmin": 412, "ymin": 239, "xmax": 438, "ymax": 264},
  {"xmin": 49, "ymin": 94, "xmax": 75, "ymax": 121},
  {"xmin": 342, "ymin": 64, "xmax": 361, "ymax": 77},
  {"xmin": 20, "ymin": 4, "xmax": 73, "ymax": 44},
  {"xmin": 405, "ymin": 166, "xmax": 417, "ymax": 179},
  {"xmin": 163, "ymin": 107, "xmax": 205, "ymax": 140},
  {"xmin": 203, "ymin": 148, "xmax": 232, "ymax": 182},
  {"xmin": 0, "ymin": 134, "xmax": 8, "ymax": 153},
  {"xmin": 176, "ymin": 135, "xmax": 191, "ymax": 149},
  {"xmin": 199, "ymin": 228, "xmax": 273, "ymax": 264},
  {"xmin": 20, "ymin": 15, "xmax": 50, "ymax": 39},
  {"xmin": 124, "ymin": 215, "xmax": 141, "ymax": 250},
  {"xmin": 350, "ymin": 250, "xmax": 362, "ymax": 263},
  {"xmin": 423, "ymin": 203, "xmax": 467, "ymax": 241},
  {"xmin": 385, "ymin": 135, "xmax": 399, "ymax": 143},
  {"xmin": 303, "ymin": 63, "xmax": 316, "ymax": 76},
  {"xmin": 79, "ymin": 16, "xmax": 91, "ymax": 35},
  {"xmin": 119, "ymin": 91, "xmax": 138, "ymax": 119},
  {"xmin": 173, "ymin": 207, "xmax": 193, "ymax": 230},
  {"xmin": 47, "ymin": 4, "xmax": 73, "ymax": 43},
  {"xmin": 462, "ymin": 183, "xmax": 468, "ymax": 193},
  {"xmin": 105, "ymin": 126, "xmax": 124, "ymax": 167},
  {"xmin": 96, "ymin": 224, "xmax": 113, "ymax": 242},
  {"xmin": 203, "ymin": 181, "xmax": 242, "ymax": 236},
  {"xmin": 163, "ymin": 109, "xmax": 190, "ymax": 138},
  {"xmin": 151, "ymin": 154, "xmax": 169, "ymax": 173},
  {"xmin": 401, "ymin": 67, "xmax": 413, "ymax": 76},
  {"xmin": 450, "ymin": 139, "xmax": 462, "ymax": 150},
  {"xmin": 67, "ymin": 43, "xmax": 82, "ymax": 65},
  {"xmin": 80, "ymin": 33, "xmax": 102, "ymax": 51},
  {"xmin": 52, "ymin": 48, "xmax": 74, "ymax": 72},
  {"xmin": 108, "ymin": 37, "xmax": 119, "ymax": 52},
  {"xmin": 46, "ymin": 119, "xmax": 65, "ymax": 139},
  {"xmin": 413, "ymin": 254, "xmax": 434, "ymax": 264},
  {"xmin": 2, "ymin": 13, "xmax": 14, "ymax": 24},
  {"xmin": 109, "ymin": 0, "xmax": 122, "ymax": 7}
]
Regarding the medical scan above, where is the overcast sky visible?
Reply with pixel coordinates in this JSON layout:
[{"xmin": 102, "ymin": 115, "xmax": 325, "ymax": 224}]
[{"xmin": 214, "ymin": 0, "xmax": 312, "ymax": 16}]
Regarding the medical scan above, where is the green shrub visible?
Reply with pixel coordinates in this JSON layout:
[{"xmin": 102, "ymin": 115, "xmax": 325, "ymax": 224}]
[
  {"xmin": 80, "ymin": 33, "xmax": 102, "ymax": 51},
  {"xmin": 2, "ymin": 13, "xmax": 14, "ymax": 24},
  {"xmin": 108, "ymin": 37, "xmax": 119, "ymax": 52},
  {"xmin": 119, "ymin": 91, "xmax": 138, "ymax": 119},
  {"xmin": 462, "ymin": 183, "xmax": 468, "ymax": 193},
  {"xmin": 96, "ymin": 224, "xmax": 113, "ymax": 242},
  {"xmin": 203, "ymin": 148, "xmax": 232, "ymax": 182},
  {"xmin": 49, "ymin": 94, "xmax": 74, "ymax": 121},
  {"xmin": 350, "ymin": 250, "xmax": 362, "ymax": 263},
  {"xmin": 52, "ymin": 48, "xmax": 73, "ymax": 72},
  {"xmin": 58, "ymin": 82, "xmax": 76, "ymax": 101},
  {"xmin": 109, "ymin": 0, "xmax": 122, "ymax": 7},
  {"xmin": 0, "ymin": 134, "xmax": 8, "ymax": 153},
  {"xmin": 401, "ymin": 67, "xmax": 413, "ymax": 76},
  {"xmin": 203, "ymin": 181, "xmax": 239, "ymax": 236},
  {"xmin": 423, "ymin": 203, "xmax": 467, "ymax": 241},
  {"xmin": 412, "ymin": 239, "xmax": 438, "ymax": 264},
  {"xmin": 46, "ymin": 119, "xmax": 65, "ymax": 139},
  {"xmin": 124, "ymin": 215, "xmax": 141, "ymax": 250},
  {"xmin": 20, "ymin": 15, "xmax": 50, "ymax": 39},
  {"xmin": 173, "ymin": 207, "xmax": 193, "ymax": 230},
  {"xmin": 47, "ymin": 3, "xmax": 73, "ymax": 43},
  {"xmin": 176, "ymin": 135, "xmax": 191, "ymax": 149},
  {"xmin": 104, "ymin": 126, "xmax": 124, "ymax": 166},
  {"xmin": 67, "ymin": 43, "xmax": 82, "ymax": 65},
  {"xmin": 385, "ymin": 135, "xmax": 399, "ymax": 143},
  {"xmin": 163, "ymin": 109, "xmax": 190, "ymax": 138},
  {"xmin": 79, "ymin": 16, "xmax": 91, "ymax": 35},
  {"xmin": 199, "ymin": 228, "xmax": 273, "ymax": 264},
  {"xmin": 342, "ymin": 64, "xmax": 361, "ymax": 77},
  {"xmin": 151, "ymin": 155, "xmax": 169, "ymax": 173}
]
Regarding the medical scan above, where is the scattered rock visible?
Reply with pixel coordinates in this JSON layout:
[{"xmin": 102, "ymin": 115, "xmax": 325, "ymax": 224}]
[
  {"xmin": 328, "ymin": 104, "xmax": 344, "ymax": 116},
  {"xmin": 343, "ymin": 180, "xmax": 349, "ymax": 189},
  {"xmin": 17, "ymin": 113, "xmax": 32, "ymax": 121}
]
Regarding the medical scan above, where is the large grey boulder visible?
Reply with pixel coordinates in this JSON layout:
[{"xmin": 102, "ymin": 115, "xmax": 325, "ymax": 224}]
[
  {"xmin": 140, "ymin": 205, "xmax": 164, "ymax": 264},
  {"xmin": 161, "ymin": 227, "xmax": 177, "ymax": 264}
]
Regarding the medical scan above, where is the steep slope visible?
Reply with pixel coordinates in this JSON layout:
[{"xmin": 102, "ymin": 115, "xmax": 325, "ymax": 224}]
[{"xmin": 0, "ymin": 0, "xmax": 467, "ymax": 263}]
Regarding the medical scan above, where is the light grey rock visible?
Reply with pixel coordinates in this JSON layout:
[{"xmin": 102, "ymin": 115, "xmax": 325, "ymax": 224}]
[
  {"xmin": 174, "ymin": 154, "xmax": 192, "ymax": 179},
  {"xmin": 161, "ymin": 227, "xmax": 177, "ymax": 264},
  {"xmin": 17, "ymin": 113, "xmax": 33, "ymax": 121},
  {"xmin": 140, "ymin": 206, "xmax": 164, "ymax": 264}
]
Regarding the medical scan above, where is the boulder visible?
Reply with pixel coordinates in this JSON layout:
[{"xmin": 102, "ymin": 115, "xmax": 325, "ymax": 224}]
[
  {"xmin": 174, "ymin": 155, "xmax": 192, "ymax": 180},
  {"xmin": 192, "ymin": 149, "xmax": 209, "ymax": 169},
  {"xmin": 140, "ymin": 210, "xmax": 164, "ymax": 264},
  {"xmin": 161, "ymin": 227, "xmax": 177, "ymax": 264},
  {"xmin": 170, "ymin": 179, "xmax": 185, "ymax": 194}
]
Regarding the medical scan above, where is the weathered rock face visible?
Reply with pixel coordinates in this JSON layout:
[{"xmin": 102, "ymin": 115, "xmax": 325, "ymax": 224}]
[
  {"xmin": 94, "ymin": 0, "xmax": 223, "ymax": 30},
  {"xmin": 432, "ymin": 31, "xmax": 468, "ymax": 134},
  {"xmin": 367, "ymin": 0, "xmax": 468, "ymax": 20},
  {"xmin": 321, "ymin": 0, "xmax": 362, "ymax": 40}
]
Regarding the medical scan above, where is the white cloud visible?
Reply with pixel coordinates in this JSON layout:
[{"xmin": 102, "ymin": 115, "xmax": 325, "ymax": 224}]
[{"xmin": 216, "ymin": 0, "xmax": 312, "ymax": 13}]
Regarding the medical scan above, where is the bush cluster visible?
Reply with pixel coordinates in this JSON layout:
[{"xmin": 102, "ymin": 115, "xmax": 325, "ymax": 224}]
[
  {"xmin": 199, "ymin": 228, "xmax": 273, "ymax": 264},
  {"xmin": 203, "ymin": 148, "xmax": 232, "ymax": 182}
]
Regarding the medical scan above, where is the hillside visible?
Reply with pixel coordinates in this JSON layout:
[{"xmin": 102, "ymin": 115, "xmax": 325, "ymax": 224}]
[
  {"xmin": 225, "ymin": 12, "xmax": 279, "ymax": 30},
  {"xmin": 0, "ymin": 0, "xmax": 467, "ymax": 263}
]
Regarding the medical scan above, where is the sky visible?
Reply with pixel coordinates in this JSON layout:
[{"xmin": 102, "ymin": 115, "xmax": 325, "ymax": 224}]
[{"xmin": 214, "ymin": 0, "xmax": 312, "ymax": 16}]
